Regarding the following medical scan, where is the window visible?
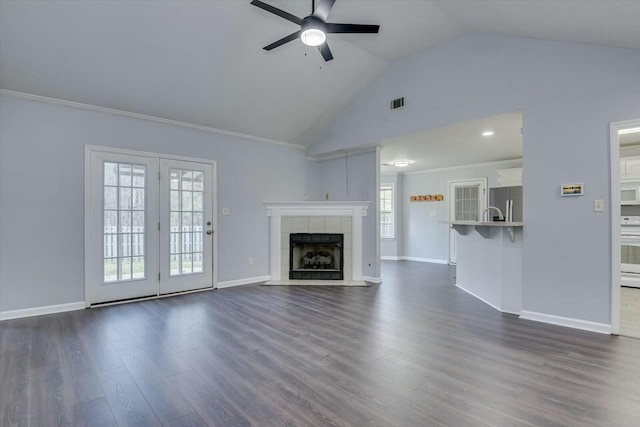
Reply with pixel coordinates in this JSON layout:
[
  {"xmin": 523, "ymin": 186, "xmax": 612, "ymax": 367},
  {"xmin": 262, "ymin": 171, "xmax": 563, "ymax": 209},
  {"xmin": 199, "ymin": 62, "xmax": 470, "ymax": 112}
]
[{"xmin": 380, "ymin": 184, "xmax": 395, "ymax": 238}]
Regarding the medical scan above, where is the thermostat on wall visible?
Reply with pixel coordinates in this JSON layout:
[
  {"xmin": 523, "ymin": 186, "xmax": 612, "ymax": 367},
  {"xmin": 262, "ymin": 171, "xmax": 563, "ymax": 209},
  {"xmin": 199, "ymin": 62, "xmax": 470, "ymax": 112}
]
[{"xmin": 561, "ymin": 183, "xmax": 583, "ymax": 196}]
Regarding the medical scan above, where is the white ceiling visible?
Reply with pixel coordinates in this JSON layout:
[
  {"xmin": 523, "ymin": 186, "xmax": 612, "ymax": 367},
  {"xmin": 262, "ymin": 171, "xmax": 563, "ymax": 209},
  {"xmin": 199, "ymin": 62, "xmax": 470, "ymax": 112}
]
[
  {"xmin": 1, "ymin": 1, "xmax": 639, "ymax": 147},
  {"xmin": 380, "ymin": 111, "xmax": 523, "ymax": 174}
]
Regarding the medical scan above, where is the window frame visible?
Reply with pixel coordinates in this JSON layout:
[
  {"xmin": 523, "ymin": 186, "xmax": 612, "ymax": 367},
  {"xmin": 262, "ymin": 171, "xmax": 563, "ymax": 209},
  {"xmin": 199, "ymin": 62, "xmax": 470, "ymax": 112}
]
[{"xmin": 380, "ymin": 183, "xmax": 396, "ymax": 239}]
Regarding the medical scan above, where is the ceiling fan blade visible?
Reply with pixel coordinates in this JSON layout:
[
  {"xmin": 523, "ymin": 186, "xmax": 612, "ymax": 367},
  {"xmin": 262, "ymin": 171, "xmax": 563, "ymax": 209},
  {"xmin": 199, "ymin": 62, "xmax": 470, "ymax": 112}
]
[
  {"xmin": 325, "ymin": 23, "xmax": 380, "ymax": 34},
  {"xmin": 313, "ymin": 0, "xmax": 336, "ymax": 21},
  {"xmin": 317, "ymin": 42, "xmax": 334, "ymax": 62},
  {"xmin": 263, "ymin": 31, "xmax": 301, "ymax": 51},
  {"xmin": 250, "ymin": 0, "xmax": 302, "ymax": 25}
]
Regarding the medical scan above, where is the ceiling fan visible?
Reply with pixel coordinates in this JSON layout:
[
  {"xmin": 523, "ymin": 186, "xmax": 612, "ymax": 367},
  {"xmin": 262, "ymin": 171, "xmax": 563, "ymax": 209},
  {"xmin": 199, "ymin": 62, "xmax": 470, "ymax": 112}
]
[{"xmin": 250, "ymin": 0, "xmax": 380, "ymax": 61}]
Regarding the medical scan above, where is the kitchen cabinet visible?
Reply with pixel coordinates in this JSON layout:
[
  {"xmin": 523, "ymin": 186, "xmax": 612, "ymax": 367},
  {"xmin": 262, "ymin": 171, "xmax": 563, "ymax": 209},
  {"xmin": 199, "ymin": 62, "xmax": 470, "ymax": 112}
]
[
  {"xmin": 496, "ymin": 167, "xmax": 522, "ymax": 187},
  {"xmin": 621, "ymin": 158, "xmax": 640, "ymax": 181}
]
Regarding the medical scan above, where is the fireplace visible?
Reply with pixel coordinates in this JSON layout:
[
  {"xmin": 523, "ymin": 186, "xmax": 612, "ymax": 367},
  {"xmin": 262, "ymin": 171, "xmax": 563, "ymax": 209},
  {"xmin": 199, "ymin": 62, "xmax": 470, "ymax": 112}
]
[
  {"xmin": 289, "ymin": 233, "xmax": 344, "ymax": 280},
  {"xmin": 264, "ymin": 201, "xmax": 370, "ymax": 285}
]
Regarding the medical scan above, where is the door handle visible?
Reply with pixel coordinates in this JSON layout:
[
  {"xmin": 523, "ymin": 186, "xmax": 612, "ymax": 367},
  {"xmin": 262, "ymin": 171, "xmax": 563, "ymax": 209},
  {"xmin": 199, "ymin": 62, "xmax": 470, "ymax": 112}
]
[{"xmin": 207, "ymin": 230, "xmax": 213, "ymax": 235}]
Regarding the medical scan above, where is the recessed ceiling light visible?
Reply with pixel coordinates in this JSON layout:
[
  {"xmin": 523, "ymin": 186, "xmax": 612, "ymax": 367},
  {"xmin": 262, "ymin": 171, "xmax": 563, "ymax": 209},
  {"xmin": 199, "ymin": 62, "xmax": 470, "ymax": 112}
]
[
  {"xmin": 482, "ymin": 131, "xmax": 494, "ymax": 137},
  {"xmin": 619, "ymin": 127, "xmax": 640, "ymax": 135},
  {"xmin": 392, "ymin": 160, "xmax": 411, "ymax": 168}
]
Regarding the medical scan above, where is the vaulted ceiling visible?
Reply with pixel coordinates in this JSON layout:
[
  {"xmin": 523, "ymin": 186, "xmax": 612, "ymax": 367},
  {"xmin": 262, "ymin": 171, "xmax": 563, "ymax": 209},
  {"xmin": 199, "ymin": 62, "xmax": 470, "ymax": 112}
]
[{"xmin": 1, "ymin": 0, "xmax": 639, "ymax": 147}]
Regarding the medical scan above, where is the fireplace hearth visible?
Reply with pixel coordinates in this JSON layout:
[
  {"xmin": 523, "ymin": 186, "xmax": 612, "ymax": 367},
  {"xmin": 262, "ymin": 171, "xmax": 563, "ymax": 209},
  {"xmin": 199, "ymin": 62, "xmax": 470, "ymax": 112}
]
[{"xmin": 289, "ymin": 233, "xmax": 344, "ymax": 280}]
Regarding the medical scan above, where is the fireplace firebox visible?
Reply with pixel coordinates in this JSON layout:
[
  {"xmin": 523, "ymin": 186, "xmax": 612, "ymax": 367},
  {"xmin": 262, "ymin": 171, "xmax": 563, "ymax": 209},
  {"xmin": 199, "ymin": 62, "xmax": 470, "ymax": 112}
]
[{"xmin": 289, "ymin": 233, "xmax": 344, "ymax": 280}]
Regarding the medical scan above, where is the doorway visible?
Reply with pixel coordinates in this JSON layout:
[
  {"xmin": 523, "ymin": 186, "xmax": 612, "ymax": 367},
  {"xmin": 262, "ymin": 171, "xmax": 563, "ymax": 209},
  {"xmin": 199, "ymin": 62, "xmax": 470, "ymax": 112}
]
[
  {"xmin": 85, "ymin": 146, "xmax": 216, "ymax": 305},
  {"xmin": 612, "ymin": 119, "xmax": 640, "ymax": 337}
]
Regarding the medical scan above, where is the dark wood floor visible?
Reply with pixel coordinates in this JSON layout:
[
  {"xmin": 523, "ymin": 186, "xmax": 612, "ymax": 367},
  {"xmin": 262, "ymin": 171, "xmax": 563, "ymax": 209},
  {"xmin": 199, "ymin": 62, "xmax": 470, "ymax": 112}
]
[{"xmin": 2, "ymin": 260, "xmax": 640, "ymax": 426}]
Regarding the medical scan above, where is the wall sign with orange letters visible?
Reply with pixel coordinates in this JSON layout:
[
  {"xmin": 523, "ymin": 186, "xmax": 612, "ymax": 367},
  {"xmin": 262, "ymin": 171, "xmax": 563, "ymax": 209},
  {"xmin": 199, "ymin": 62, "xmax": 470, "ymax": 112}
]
[{"xmin": 410, "ymin": 194, "xmax": 444, "ymax": 202}]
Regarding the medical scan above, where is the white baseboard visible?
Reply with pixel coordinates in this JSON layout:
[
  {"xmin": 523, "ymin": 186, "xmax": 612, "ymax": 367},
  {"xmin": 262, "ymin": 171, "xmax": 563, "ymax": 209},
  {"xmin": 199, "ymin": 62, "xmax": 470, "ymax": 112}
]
[
  {"xmin": 363, "ymin": 276, "xmax": 383, "ymax": 284},
  {"xmin": 520, "ymin": 310, "xmax": 611, "ymax": 335},
  {"xmin": 455, "ymin": 284, "xmax": 502, "ymax": 312},
  {"xmin": 217, "ymin": 275, "xmax": 271, "ymax": 289},
  {"xmin": 400, "ymin": 256, "xmax": 449, "ymax": 264},
  {"xmin": 0, "ymin": 301, "xmax": 86, "ymax": 321},
  {"xmin": 381, "ymin": 256, "xmax": 400, "ymax": 261}
]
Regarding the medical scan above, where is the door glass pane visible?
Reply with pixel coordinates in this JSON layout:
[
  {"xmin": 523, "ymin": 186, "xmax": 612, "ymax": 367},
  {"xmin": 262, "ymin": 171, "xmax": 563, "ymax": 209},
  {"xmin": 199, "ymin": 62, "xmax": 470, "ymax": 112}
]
[
  {"xmin": 454, "ymin": 184, "xmax": 480, "ymax": 221},
  {"xmin": 103, "ymin": 161, "xmax": 146, "ymax": 283},
  {"xmin": 169, "ymin": 168, "xmax": 205, "ymax": 276}
]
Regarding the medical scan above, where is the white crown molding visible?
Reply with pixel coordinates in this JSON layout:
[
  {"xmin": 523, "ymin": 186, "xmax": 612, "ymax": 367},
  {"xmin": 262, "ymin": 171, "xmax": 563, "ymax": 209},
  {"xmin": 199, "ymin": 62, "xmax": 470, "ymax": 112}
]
[
  {"xmin": 400, "ymin": 158, "xmax": 523, "ymax": 175},
  {"xmin": 0, "ymin": 89, "xmax": 307, "ymax": 151}
]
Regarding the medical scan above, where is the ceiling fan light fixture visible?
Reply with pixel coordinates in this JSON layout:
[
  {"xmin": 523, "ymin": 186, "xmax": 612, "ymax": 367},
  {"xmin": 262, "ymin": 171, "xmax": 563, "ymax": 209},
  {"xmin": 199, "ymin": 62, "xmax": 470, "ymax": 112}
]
[
  {"xmin": 392, "ymin": 160, "xmax": 411, "ymax": 168},
  {"xmin": 301, "ymin": 28, "xmax": 326, "ymax": 46}
]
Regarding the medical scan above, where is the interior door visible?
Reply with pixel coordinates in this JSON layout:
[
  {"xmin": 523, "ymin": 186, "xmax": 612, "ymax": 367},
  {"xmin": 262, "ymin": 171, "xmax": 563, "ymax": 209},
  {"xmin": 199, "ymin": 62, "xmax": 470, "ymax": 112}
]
[
  {"xmin": 448, "ymin": 178, "xmax": 487, "ymax": 264},
  {"xmin": 159, "ymin": 159, "xmax": 214, "ymax": 294},
  {"xmin": 87, "ymin": 151, "xmax": 159, "ymax": 304}
]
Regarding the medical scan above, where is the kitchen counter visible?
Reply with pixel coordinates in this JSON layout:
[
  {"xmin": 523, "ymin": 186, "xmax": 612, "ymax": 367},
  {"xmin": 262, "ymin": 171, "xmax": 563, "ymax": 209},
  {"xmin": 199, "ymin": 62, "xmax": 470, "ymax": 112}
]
[
  {"xmin": 449, "ymin": 221, "xmax": 523, "ymax": 242},
  {"xmin": 450, "ymin": 221, "xmax": 523, "ymax": 226},
  {"xmin": 452, "ymin": 222, "xmax": 523, "ymax": 315}
]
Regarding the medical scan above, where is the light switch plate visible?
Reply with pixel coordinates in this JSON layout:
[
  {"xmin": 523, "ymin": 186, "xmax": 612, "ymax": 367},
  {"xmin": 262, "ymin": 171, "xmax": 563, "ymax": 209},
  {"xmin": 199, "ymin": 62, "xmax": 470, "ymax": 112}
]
[
  {"xmin": 222, "ymin": 207, "xmax": 230, "ymax": 215},
  {"xmin": 594, "ymin": 199, "xmax": 604, "ymax": 212},
  {"xmin": 430, "ymin": 211, "xmax": 437, "ymax": 217}
]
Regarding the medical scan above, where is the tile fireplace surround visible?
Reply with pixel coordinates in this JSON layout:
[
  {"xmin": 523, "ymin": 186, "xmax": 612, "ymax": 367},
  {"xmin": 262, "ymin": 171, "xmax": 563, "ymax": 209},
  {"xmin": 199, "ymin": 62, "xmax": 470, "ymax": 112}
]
[{"xmin": 263, "ymin": 201, "xmax": 371, "ymax": 286}]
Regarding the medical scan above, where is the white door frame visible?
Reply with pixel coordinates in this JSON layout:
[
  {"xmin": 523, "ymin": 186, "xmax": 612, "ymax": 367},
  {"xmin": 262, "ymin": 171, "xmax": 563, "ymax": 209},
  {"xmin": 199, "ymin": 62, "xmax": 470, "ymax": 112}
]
[
  {"xmin": 610, "ymin": 119, "xmax": 640, "ymax": 335},
  {"xmin": 84, "ymin": 145, "xmax": 218, "ymax": 306},
  {"xmin": 447, "ymin": 178, "xmax": 488, "ymax": 264}
]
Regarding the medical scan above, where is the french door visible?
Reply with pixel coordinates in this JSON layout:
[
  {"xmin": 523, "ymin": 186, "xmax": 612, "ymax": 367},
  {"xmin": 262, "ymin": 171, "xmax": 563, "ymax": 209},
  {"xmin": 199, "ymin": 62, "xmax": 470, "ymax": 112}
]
[
  {"xmin": 159, "ymin": 159, "xmax": 214, "ymax": 294},
  {"xmin": 86, "ymin": 147, "xmax": 215, "ymax": 305}
]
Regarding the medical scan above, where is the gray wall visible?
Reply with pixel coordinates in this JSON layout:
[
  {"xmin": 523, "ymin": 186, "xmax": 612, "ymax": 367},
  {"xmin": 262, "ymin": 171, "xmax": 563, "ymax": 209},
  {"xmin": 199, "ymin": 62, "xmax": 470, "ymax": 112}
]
[
  {"xmin": 402, "ymin": 161, "xmax": 522, "ymax": 262},
  {"xmin": 316, "ymin": 150, "xmax": 379, "ymax": 279},
  {"xmin": 380, "ymin": 173, "xmax": 403, "ymax": 258},
  {"xmin": 0, "ymin": 95, "xmax": 319, "ymax": 311},
  {"xmin": 310, "ymin": 34, "xmax": 640, "ymax": 324}
]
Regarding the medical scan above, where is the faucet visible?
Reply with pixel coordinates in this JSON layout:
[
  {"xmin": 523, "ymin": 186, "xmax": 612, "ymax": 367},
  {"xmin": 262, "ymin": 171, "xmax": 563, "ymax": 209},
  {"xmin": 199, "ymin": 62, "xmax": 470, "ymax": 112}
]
[{"xmin": 482, "ymin": 206, "xmax": 505, "ymax": 222}]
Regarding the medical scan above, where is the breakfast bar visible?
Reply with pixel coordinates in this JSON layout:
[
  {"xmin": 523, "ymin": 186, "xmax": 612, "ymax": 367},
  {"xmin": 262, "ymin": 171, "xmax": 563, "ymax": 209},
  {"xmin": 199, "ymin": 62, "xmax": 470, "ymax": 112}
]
[{"xmin": 451, "ymin": 221, "xmax": 523, "ymax": 314}]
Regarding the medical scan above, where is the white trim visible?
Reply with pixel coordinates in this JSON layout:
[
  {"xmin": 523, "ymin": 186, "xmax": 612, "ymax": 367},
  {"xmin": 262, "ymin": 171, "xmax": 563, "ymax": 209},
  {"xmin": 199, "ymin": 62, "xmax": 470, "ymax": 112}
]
[
  {"xmin": 85, "ymin": 144, "xmax": 217, "ymax": 165},
  {"xmin": 402, "ymin": 158, "xmax": 522, "ymax": 175},
  {"xmin": 307, "ymin": 146, "xmax": 378, "ymax": 162},
  {"xmin": 264, "ymin": 202, "xmax": 371, "ymax": 282},
  {"xmin": 217, "ymin": 275, "xmax": 271, "ymax": 289},
  {"xmin": 1, "ymin": 302, "xmax": 85, "ymax": 321},
  {"xmin": 381, "ymin": 256, "xmax": 401, "ymax": 261},
  {"xmin": 611, "ymin": 119, "xmax": 640, "ymax": 336},
  {"xmin": 375, "ymin": 147, "xmax": 382, "ymax": 280},
  {"xmin": 401, "ymin": 256, "xmax": 449, "ymax": 264},
  {"xmin": 380, "ymin": 182, "xmax": 395, "ymax": 239},
  {"xmin": 84, "ymin": 146, "xmax": 218, "ymax": 306},
  {"xmin": 520, "ymin": 310, "xmax": 611, "ymax": 335},
  {"xmin": 363, "ymin": 276, "xmax": 383, "ymax": 284},
  {"xmin": 90, "ymin": 286, "xmax": 216, "ymax": 308},
  {"xmin": 0, "ymin": 89, "xmax": 306, "ymax": 150},
  {"xmin": 448, "ymin": 177, "xmax": 488, "ymax": 264},
  {"xmin": 455, "ymin": 284, "xmax": 502, "ymax": 312}
]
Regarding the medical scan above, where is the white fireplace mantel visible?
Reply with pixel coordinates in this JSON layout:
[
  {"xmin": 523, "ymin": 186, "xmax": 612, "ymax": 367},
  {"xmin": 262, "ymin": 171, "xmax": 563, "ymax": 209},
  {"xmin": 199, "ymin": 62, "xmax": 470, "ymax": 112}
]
[{"xmin": 264, "ymin": 201, "xmax": 371, "ymax": 284}]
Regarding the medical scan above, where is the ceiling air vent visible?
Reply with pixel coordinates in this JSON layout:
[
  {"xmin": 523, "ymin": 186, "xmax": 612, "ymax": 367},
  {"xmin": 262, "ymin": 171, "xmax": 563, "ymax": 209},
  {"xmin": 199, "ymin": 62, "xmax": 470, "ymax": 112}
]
[{"xmin": 390, "ymin": 97, "xmax": 405, "ymax": 110}]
